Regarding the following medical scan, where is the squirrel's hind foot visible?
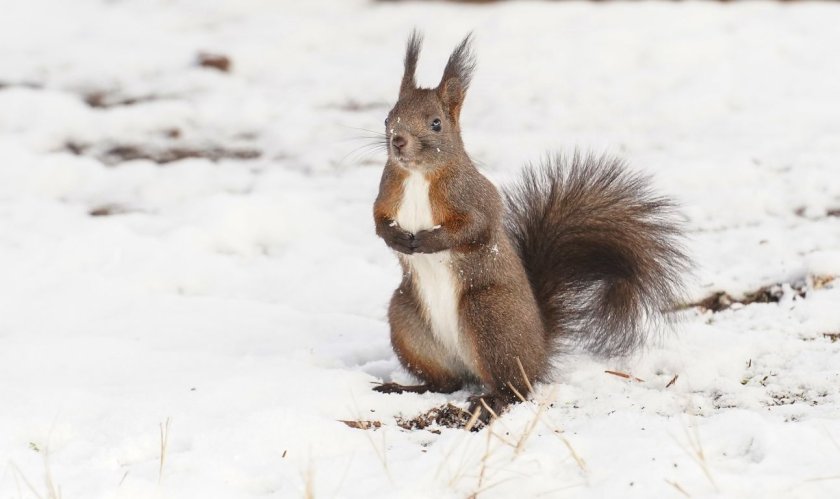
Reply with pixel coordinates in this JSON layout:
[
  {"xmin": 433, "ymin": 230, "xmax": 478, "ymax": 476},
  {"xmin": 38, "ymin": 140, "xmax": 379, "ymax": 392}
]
[
  {"xmin": 467, "ymin": 392, "xmax": 515, "ymax": 425},
  {"xmin": 373, "ymin": 381, "xmax": 462, "ymax": 395},
  {"xmin": 373, "ymin": 382, "xmax": 433, "ymax": 394}
]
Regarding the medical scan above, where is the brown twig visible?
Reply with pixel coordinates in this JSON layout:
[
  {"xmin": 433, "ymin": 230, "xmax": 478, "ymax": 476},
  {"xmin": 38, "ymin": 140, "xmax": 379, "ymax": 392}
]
[{"xmin": 605, "ymin": 370, "xmax": 645, "ymax": 382}]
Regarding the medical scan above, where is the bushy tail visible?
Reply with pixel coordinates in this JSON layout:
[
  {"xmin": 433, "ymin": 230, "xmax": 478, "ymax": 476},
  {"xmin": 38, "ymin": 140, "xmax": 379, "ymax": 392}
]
[{"xmin": 503, "ymin": 153, "xmax": 690, "ymax": 357}]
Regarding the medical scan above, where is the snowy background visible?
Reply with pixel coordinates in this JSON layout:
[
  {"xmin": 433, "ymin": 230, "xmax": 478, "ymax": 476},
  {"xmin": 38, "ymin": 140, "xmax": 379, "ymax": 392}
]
[{"xmin": 2, "ymin": 0, "xmax": 839, "ymax": 497}]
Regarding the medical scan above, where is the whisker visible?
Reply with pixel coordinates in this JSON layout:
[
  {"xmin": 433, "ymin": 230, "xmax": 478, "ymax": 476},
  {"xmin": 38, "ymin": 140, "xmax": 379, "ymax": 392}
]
[
  {"xmin": 338, "ymin": 138, "xmax": 389, "ymax": 166},
  {"xmin": 338, "ymin": 135, "xmax": 387, "ymax": 143},
  {"xmin": 341, "ymin": 126, "xmax": 388, "ymax": 137}
]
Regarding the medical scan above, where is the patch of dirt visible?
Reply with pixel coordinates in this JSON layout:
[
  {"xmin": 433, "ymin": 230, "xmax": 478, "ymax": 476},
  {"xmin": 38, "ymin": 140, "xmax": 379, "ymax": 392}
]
[
  {"xmin": 334, "ymin": 99, "xmax": 389, "ymax": 112},
  {"xmin": 375, "ymin": 0, "xmax": 502, "ymax": 3},
  {"xmin": 83, "ymin": 91, "xmax": 167, "ymax": 109},
  {"xmin": 396, "ymin": 403, "xmax": 476, "ymax": 432},
  {"xmin": 766, "ymin": 389, "xmax": 825, "ymax": 407},
  {"xmin": 88, "ymin": 204, "xmax": 139, "ymax": 217},
  {"xmin": 336, "ymin": 404, "xmax": 477, "ymax": 433},
  {"xmin": 692, "ymin": 285, "xmax": 795, "ymax": 313},
  {"xmin": 162, "ymin": 128, "xmax": 181, "ymax": 139},
  {"xmin": 690, "ymin": 276, "xmax": 835, "ymax": 313},
  {"xmin": 794, "ymin": 206, "xmax": 840, "ymax": 219},
  {"xmin": 65, "ymin": 141, "xmax": 87, "ymax": 155},
  {"xmin": 0, "ymin": 81, "xmax": 42, "ymax": 90},
  {"xmin": 196, "ymin": 52, "xmax": 231, "ymax": 72},
  {"xmin": 64, "ymin": 141, "xmax": 261, "ymax": 166},
  {"xmin": 824, "ymin": 333, "xmax": 840, "ymax": 343}
]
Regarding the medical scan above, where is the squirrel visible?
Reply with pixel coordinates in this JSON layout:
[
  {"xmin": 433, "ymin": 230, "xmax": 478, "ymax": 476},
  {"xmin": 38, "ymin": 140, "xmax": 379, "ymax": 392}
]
[{"xmin": 372, "ymin": 31, "xmax": 689, "ymax": 423}]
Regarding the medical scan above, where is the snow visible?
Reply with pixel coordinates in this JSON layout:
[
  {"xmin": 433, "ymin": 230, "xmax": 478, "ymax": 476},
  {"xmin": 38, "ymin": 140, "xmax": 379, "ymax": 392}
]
[{"xmin": 1, "ymin": 0, "xmax": 839, "ymax": 497}]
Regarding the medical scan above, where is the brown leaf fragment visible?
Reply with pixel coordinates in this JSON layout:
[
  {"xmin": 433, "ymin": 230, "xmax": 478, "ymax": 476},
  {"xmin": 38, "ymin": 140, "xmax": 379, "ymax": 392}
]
[
  {"xmin": 339, "ymin": 420, "xmax": 382, "ymax": 430},
  {"xmin": 197, "ymin": 52, "xmax": 232, "ymax": 72},
  {"xmin": 812, "ymin": 275, "xmax": 835, "ymax": 290}
]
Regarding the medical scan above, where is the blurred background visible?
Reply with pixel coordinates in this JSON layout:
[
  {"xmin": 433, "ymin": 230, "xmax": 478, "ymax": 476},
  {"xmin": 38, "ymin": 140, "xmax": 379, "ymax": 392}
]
[{"xmin": 2, "ymin": 1, "xmax": 839, "ymax": 497}]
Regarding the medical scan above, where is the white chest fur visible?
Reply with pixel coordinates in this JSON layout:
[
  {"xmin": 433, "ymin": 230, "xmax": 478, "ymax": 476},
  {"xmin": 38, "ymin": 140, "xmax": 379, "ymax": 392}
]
[{"xmin": 394, "ymin": 171, "xmax": 468, "ymax": 367}]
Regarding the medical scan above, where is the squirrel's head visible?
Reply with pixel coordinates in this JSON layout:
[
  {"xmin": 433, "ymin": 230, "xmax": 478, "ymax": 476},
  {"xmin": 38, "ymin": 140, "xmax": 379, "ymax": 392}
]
[{"xmin": 385, "ymin": 31, "xmax": 475, "ymax": 170}]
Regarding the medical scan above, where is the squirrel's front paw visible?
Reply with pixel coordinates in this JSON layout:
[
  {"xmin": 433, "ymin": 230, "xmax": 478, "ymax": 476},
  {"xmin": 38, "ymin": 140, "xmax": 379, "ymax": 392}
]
[
  {"xmin": 411, "ymin": 228, "xmax": 446, "ymax": 254},
  {"xmin": 381, "ymin": 225, "xmax": 415, "ymax": 254}
]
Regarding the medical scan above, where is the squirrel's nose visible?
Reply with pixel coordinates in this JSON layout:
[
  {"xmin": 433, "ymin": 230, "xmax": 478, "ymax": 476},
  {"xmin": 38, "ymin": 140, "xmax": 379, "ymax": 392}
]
[{"xmin": 392, "ymin": 135, "xmax": 407, "ymax": 151}]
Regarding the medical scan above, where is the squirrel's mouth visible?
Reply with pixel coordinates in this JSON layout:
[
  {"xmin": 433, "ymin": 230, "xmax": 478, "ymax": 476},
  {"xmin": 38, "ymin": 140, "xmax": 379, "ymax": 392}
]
[{"xmin": 393, "ymin": 154, "xmax": 416, "ymax": 166}]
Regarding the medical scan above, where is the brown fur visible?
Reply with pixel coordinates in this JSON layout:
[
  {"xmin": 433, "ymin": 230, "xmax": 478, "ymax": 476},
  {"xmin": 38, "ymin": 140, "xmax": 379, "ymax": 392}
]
[{"xmin": 372, "ymin": 32, "xmax": 690, "ymax": 423}]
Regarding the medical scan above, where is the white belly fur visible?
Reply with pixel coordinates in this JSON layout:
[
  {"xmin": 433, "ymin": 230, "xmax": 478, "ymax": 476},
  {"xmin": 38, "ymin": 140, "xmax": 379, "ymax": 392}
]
[{"xmin": 395, "ymin": 171, "xmax": 468, "ymax": 367}]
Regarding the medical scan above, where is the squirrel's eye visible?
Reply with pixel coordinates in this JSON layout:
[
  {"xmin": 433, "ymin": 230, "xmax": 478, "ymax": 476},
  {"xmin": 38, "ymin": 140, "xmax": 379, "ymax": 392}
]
[
  {"xmin": 431, "ymin": 118, "xmax": 442, "ymax": 132},
  {"xmin": 384, "ymin": 117, "xmax": 389, "ymax": 127}
]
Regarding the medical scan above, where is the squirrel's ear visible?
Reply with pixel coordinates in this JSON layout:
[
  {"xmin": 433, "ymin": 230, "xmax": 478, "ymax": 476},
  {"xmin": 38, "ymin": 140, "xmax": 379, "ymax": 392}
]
[
  {"xmin": 400, "ymin": 30, "xmax": 423, "ymax": 98},
  {"xmin": 437, "ymin": 33, "xmax": 476, "ymax": 123}
]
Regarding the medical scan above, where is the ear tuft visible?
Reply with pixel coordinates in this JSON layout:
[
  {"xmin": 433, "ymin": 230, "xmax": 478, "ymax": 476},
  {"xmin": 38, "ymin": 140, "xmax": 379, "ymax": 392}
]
[
  {"xmin": 400, "ymin": 29, "xmax": 423, "ymax": 98},
  {"xmin": 437, "ymin": 33, "xmax": 476, "ymax": 121}
]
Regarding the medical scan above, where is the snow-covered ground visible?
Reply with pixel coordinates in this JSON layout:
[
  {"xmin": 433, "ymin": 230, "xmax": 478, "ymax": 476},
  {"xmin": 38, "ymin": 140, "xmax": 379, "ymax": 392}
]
[{"xmin": 2, "ymin": 0, "xmax": 839, "ymax": 497}]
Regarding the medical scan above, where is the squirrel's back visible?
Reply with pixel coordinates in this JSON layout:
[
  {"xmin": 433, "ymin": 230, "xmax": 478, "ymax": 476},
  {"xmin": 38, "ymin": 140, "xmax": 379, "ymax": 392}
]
[{"xmin": 504, "ymin": 152, "xmax": 690, "ymax": 357}]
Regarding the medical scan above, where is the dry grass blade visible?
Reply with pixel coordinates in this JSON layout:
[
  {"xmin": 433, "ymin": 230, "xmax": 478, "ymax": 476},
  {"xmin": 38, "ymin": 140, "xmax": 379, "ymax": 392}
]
[
  {"xmin": 9, "ymin": 462, "xmax": 45, "ymax": 499},
  {"xmin": 468, "ymin": 420, "xmax": 494, "ymax": 498},
  {"xmin": 666, "ymin": 374, "xmax": 679, "ymax": 388},
  {"xmin": 345, "ymin": 396, "xmax": 392, "ymax": 482},
  {"xmin": 159, "ymin": 417, "xmax": 171, "ymax": 484},
  {"xmin": 507, "ymin": 383, "xmax": 587, "ymax": 473},
  {"xmin": 665, "ymin": 479, "xmax": 691, "ymax": 497},
  {"xmin": 302, "ymin": 461, "xmax": 315, "ymax": 499},
  {"xmin": 488, "ymin": 429, "xmax": 516, "ymax": 448},
  {"xmin": 507, "ymin": 382, "xmax": 527, "ymax": 404},
  {"xmin": 464, "ymin": 406, "xmax": 482, "ymax": 432},
  {"xmin": 505, "ymin": 382, "xmax": 543, "ymax": 456},
  {"xmin": 524, "ymin": 389, "xmax": 587, "ymax": 473},
  {"xmin": 515, "ymin": 357, "xmax": 534, "ymax": 393},
  {"xmin": 470, "ymin": 476, "xmax": 525, "ymax": 498},
  {"xmin": 676, "ymin": 418, "xmax": 718, "ymax": 492},
  {"xmin": 605, "ymin": 370, "xmax": 645, "ymax": 382},
  {"xmin": 43, "ymin": 449, "xmax": 62, "ymax": 499},
  {"xmin": 803, "ymin": 475, "xmax": 840, "ymax": 483},
  {"xmin": 479, "ymin": 399, "xmax": 500, "ymax": 421},
  {"xmin": 9, "ymin": 451, "xmax": 63, "ymax": 499}
]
